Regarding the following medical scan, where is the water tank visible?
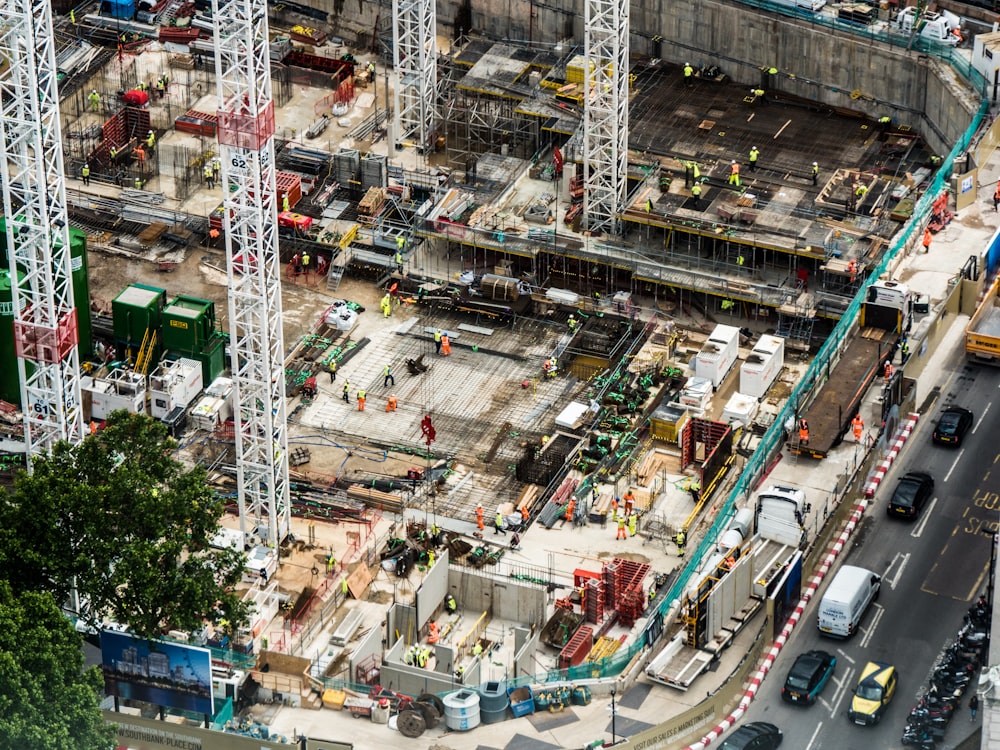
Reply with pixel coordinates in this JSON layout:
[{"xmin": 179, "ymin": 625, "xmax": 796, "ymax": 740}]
[
  {"xmin": 443, "ymin": 689, "xmax": 481, "ymax": 731},
  {"xmin": 68, "ymin": 227, "xmax": 94, "ymax": 357},
  {"xmin": 478, "ymin": 680, "xmax": 510, "ymax": 724}
]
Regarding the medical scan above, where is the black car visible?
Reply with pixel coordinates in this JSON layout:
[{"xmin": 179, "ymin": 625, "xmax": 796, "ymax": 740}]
[
  {"xmin": 932, "ymin": 406, "xmax": 974, "ymax": 446},
  {"xmin": 781, "ymin": 650, "xmax": 836, "ymax": 705},
  {"xmin": 887, "ymin": 471, "xmax": 934, "ymax": 519},
  {"xmin": 718, "ymin": 722, "xmax": 783, "ymax": 750}
]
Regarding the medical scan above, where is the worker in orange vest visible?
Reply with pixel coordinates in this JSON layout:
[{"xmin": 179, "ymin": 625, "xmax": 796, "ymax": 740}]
[
  {"xmin": 847, "ymin": 259, "xmax": 858, "ymax": 284},
  {"xmin": 476, "ymin": 503, "xmax": 484, "ymax": 532},
  {"xmin": 623, "ymin": 488, "xmax": 636, "ymax": 516},
  {"xmin": 884, "ymin": 361, "xmax": 894, "ymax": 384},
  {"xmin": 616, "ymin": 514, "xmax": 627, "ymax": 540},
  {"xmin": 386, "ymin": 394, "xmax": 398, "ymax": 412},
  {"xmin": 798, "ymin": 418, "xmax": 809, "ymax": 446},
  {"xmin": 565, "ymin": 498, "xmax": 575, "ymax": 522},
  {"xmin": 922, "ymin": 227, "xmax": 932, "ymax": 253},
  {"xmin": 852, "ymin": 413, "xmax": 864, "ymax": 442},
  {"xmin": 728, "ymin": 161, "xmax": 741, "ymax": 187},
  {"xmin": 441, "ymin": 334, "xmax": 452, "ymax": 356},
  {"xmin": 357, "ymin": 388, "xmax": 366, "ymax": 411},
  {"xmin": 521, "ymin": 504, "xmax": 529, "ymax": 524}
]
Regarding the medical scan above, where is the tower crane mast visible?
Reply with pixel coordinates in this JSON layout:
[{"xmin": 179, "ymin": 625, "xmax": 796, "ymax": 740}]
[
  {"xmin": 0, "ymin": 0, "xmax": 85, "ymax": 462},
  {"xmin": 212, "ymin": 0, "xmax": 291, "ymax": 548}
]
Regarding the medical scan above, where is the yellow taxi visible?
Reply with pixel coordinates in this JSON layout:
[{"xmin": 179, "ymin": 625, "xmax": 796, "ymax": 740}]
[{"xmin": 849, "ymin": 661, "xmax": 897, "ymax": 725}]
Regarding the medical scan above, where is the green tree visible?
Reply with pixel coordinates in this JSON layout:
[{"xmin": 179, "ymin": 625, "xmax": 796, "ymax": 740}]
[
  {"xmin": 0, "ymin": 581, "xmax": 115, "ymax": 750},
  {"xmin": 0, "ymin": 410, "xmax": 248, "ymax": 638}
]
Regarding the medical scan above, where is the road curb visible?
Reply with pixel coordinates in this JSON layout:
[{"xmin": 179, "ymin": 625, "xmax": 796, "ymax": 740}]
[{"xmin": 863, "ymin": 412, "xmax": 920, "ymax": 498}]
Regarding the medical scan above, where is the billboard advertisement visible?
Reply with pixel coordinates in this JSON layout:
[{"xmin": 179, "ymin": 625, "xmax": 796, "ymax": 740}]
[{"xmin": 101, "ymin": 630, "xmax": 215, "ymax": 716}]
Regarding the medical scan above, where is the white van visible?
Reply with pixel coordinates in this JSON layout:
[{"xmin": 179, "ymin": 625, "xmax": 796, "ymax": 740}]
[{"xmin": 817, "ymin": 565, "xmax": 881, "ymax": 638}]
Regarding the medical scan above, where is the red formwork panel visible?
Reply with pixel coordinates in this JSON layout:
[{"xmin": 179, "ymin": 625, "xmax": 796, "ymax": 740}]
[
  {"xmin": 602, "ymin": 561, "xmax": 619, "ymax": 609},
  {"xmin": 617, "ymin": 586, "xmax": 647, "ymax": 628},
  {"xmin": 175, "ymin": 110, "xmax": 219, "ymax": 138},
  {"xmin": 218, "ymin": 100, "xmax": 275, "ymax": 151},
  {"xmin": 573, "ymin": 568, "xmax": 602, "ymax": 588},
  {"xmin": 275, "ymin": 171, "xmax": 302, "ymax": 208},
  {"xmin": 584, "ymin": 578, "xmax": 604, "ymax": 625},
  {"xmin": 558, "ymin": 625, "xmax": 594, "ymax": 669},
  {"xmin": 612, "ymin": 557, "xmax": 651, "ymax": 589}
]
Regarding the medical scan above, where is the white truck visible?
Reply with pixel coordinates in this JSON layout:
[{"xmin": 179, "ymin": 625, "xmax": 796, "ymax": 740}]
[
  {"xmin": 755, "ymin": 484, "xmax": 806, "ymax": 548},
  {"xmin": 891, "ymin": 7, "xmax": 962, "ymax": 46}
]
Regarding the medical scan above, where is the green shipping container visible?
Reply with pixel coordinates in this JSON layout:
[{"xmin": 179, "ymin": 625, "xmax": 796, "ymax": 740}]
[
  {"xmin": 112, "ymin": 284, "xmax": 167, "ymax": 348},
  {"xmin": 68, "ymin": 227, "xmax": 94, "ymax": 358},
  {"xmin": 0, "ymin": 269, "xmax": 22, "ymax": 405},
  {"xmin": 163, "ymin": 296, "xmax": 217, "ymax": 354}
]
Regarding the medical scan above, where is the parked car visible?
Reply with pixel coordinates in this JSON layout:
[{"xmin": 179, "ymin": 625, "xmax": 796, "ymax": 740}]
[
  {"xmin": 718, "ymin": 722, "xmax": 783, "ymax": 750},
  {"xmin": 781, "ymin": 650, "xmax": 836, "ymax": 705},
  {"xmin": 849, "ymin": 661, "xmax": 897, "ymax": 725},
  {"xmin": 887, "ymin": 471, "xmax": 934, "ymax": 520},
  {"xmin": 932, "ymin": 406, "xmax": 973, "ymax": 446}
]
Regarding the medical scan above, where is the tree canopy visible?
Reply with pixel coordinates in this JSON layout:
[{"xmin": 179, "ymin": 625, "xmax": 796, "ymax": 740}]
[
  {"xmin": 0, "ymin": 581, "xmax": 114, "ymax": 750},
  {"xmin": 0, "ymin": 410, "xmax": 249, "ymax": 638}
]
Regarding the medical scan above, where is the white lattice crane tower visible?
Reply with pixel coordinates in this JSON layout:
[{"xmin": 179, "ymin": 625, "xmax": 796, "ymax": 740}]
[
  {"xmin": 392, "ymin": 0, "xmax": 437, "ymax": 151},
  {"xmin": 582, "ymin": 0, "xmax": 629, "ymax": 235},
  {"xmin": 212, "ymin": 0, "xmax": 291, "ymax": 548},
  {"xmin": 0, "ymin": 0, "xmax": 85, "ymax": 463}
]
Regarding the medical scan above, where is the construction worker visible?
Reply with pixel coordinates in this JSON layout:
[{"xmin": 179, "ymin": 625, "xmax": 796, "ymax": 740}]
[
  {"xmin": 691, "ymin": 182, "xmax": 702, "ymax": 207},
  {"xmin": 687, "ymin": 477, "xmax": 701, "ymax": 503},
  {"xmin": 326, "ymin": 553, "xmax": 336, "ymax": 574},
  {"xmin": 628, "ymin": 513, "xmax": 638, "ymax": 537},
  {"xmin": 884, "ymin": 361, "xmax": 894, "ymax": 384},
  {"xmin": 922, "ymin": 227, "xmax": 932, "ymax": 253},
  {"xmin": 301, "ymin": 252, "xmax": 311, "ymax": 277},
  {"xmin": 878, "ymin": 114, "xmax": 892, "ymax": 133},
  {"xmin": 811, "ymin": 162, "xmax": 819, "ymax": 186},
  {"xmin": 798, "ymin": 418, "xmax": 809, "ymax": 446},
  {"xmin": 623, "ymin": 488, "xmax": 636, "ymax": 516},
  {"xmin": 134, "ymin": 176, "xmax": 144, "ymax": 190},
  {"xmin": 854, "ymin": 183, "xmax": 868, "ymax": 210},
  {"xmin": 394, "ymin": 249, "xmax": 404, "ymax": 273},
  {"xmin": 380, "ymin": 293, "xmax": 392, "ymax": 318},
  {"xmin": 204, "ymin": 163, "xmax": 215, "ymax": 189},
  {"xmin": 357, "ymin": 388, "xmax": 366, "ymax": 411},
  {"xmin": 728, "ymin": 161, "xmax": 741, "ymax": 187},
  {"xmin": 440, "ymin": 334, "xmax": 451, "ymax": 356},
  {"xmin": 155, "ymin": 76, "xmax": 165, "ymax": 99},
  {"xmin": 565, "ymin": 498, "xmax": 575, "ymax": 523},
  {"xmin": 383, "ymin": 363, "xmax": 395, "ymax": 387},
  {"xmin": 675, "ymin": 529, "xmax": 686, "ymax": 556},
  {"xmin": 611, "ymin": 496, "xmax": 619, "ymax": 519},
  {"xmin": 476, "ymin": 504, "xmax": 485, "ymax": 532},
  {"xmin": 473, "ymin": 642, "xmax": 484, "ymax": 658},
  {"xmin": 434, "ymin": 329, "xmax": 443, "ymax": 354},
  {"xmin": 521, "ymin": 504, "xmax": 530, "ymax": 524},
  {"xmin": 212, "ymin": 157, "xmax": 221, "ymax": 181},
  {"xmin": 89, "ymin": 89, "xmax": 101, "ymax": 112},
  {"xmin": 427, "ymin": 550, "xmax": 435, "ymax": 567},
  {"xmin": 645, "ymin": 198, "xmax": 653, "ymax": 213},
  {"xmin": 396, "ymin": 234, "xmax": 405, "ymax": 264},
  {"xmin": 342, "ymin": 381, "xmax": 350, "ymax": 403},
  {"xmin": 994, "ymin": 181, "xmax": 1000, "ymax": 212},
  {"xmin": 683, "ymin": 62, "xmax": 694, "ymax": 87},
  {"xmin": 568, "ymin": 315, "xmax": 579, "ymax": 333},
  {"xmin": 684, "ymin": 161, "xmax": 695, "ymax": 187},
  {"xmin": 616, "ymin": 513, "xmax": 628, "ymax": 540},
  {"xmin": 282, "ymin": 193, "xmax": 290, "ymax": 212},
  {"xmin": 81, "ymin": 163, "xmax": 90, "ymax": 186},
  {"xmin": 146, "ymin": 130, "xmax": 155, "ymax": 153},
  {"xmin": 133, "ymin": 144, "xmax": 146, "ymax": 164},
  {"xmin": 901, "ymin": 339, "xmax": 910, "ymax": 364},
  {"xmin": 445, "ymin": 593, "xmax": 457, "ymax": 614},
  {"xmin": 847, "ymin": 259, "xmax": 858, "ymax": 284},
  {"xmin": 386, "ymin": 394, "xmax": 398, "ymax": 412},
  {"xmin": 543, "ymin": 357, "xmax": 557, "ymax": 378},
  {"xmin": 748, "ymin": 146, "xmax": 760, "ymax": 172},
  {"xmin": 494, "ymin": 510, "xmax": 506, "ymax": 535},
  {"xmin": 328, "ymin": 360, "xmax": 337, "ymax": 382},
  {"xmin": 852, "ymin": 413, "xmax": 864, "ymax": 442}
]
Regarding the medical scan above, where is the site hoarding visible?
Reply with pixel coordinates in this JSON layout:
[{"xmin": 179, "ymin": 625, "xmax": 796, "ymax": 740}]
[{"xmin": 101, "ymin": 630, "xmax": 215, "ymax": 716}]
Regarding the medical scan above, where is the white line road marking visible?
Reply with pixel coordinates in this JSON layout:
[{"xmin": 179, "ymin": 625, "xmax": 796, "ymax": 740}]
[
  {"xmin": 888, "ymin": 552, "xmax": 911, "ymax": 588},
  {"xmin": 911, "ymin": 499, "xmax": 937, "ymax": 538},
  {"xmin": 859, "ymin": 604, "xmax": 884, "ymax": 649},
  {"xmin": 974, "ymin": 403, "xmax": 991, "ymax": 432},
  {"xmin": 944, "ymin": 452, "xmax": 963, "ymax": 483},
  {"xmin": 829, "ymin": 667, "xmax": 856, "ymax": 718},
  {"xmin": 836, "ymin": 650, "xmax": 856, "ymax": 665},
  {"xmin": 804, "ymin": 720, "xmax": 824, "ymax": 750}
]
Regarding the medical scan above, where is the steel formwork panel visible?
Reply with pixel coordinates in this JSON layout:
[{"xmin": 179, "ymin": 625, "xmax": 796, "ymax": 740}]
[
  {"xmin": 213, "ymin": 0, "xmax": 291, "ymax": 547},
  {"xmin": 582, "ymin": 0, "xmax": 629, "ymax": 235},
  {"xmin": 0, "ymin": 0, "xmax": 85, "ymax": 461}
]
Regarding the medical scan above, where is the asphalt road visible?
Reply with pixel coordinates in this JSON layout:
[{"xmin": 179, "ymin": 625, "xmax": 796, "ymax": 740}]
[{"xmin": 738, "ymin": 362, "xmax": 1000, "ymax": 750}]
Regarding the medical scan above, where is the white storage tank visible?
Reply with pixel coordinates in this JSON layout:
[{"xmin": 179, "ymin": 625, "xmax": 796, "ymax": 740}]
[
  {"xmin": 443, "ymin": 689, "xmax": 481, "ymax": 731},
  {"xmin": 740, "ymin": 334, "xmax": 785, "ymax": 399}
]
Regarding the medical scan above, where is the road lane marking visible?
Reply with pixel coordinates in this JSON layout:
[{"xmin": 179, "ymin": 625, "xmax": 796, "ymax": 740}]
[
  {"xmin": 911, "ymin": 500, "xmax": 936, "ymax": 538},
  {"xmin": 944, "ymin": 453, "xmax": 963, "ymax": 483},
  {"xmin": 836, "ymin": 649, "xmax": 856, "ymax": 665},
  {"xmin": 859, "ymin": 604, "xmax": 884, "ymax": 649},
  {"xmin": 888, "ymin": 552, "xmax": 911, "ymax": 587},
  {"xmin": 974, "ymin": 403, "xmax": 990, "ymax": 433},
  {"xmin": 828, "ymin": 666, "xmax": 855, "ymax": 718},
  {"xmin": 804, "ymin": 720, "xmax": 823, "ymax": 750}
]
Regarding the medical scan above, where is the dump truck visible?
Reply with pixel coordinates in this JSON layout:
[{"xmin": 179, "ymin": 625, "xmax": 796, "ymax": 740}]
[
  {"xmin": 966, "ymin": 276, "xmax": 1000, "ymax": 364},
  {"xmin": 792, "ymin": 280, "xmax": 911, "ymax": 459}
]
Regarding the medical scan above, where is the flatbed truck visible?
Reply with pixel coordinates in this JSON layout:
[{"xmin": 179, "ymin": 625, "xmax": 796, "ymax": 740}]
[{"xmin": 966, "ymin": 276, "xmax": 1000, "ymax": 364}]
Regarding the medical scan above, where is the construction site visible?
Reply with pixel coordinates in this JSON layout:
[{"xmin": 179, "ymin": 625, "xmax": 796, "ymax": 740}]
[{"xmin": 0, "ymin": 0, "xmax": 992, "ymax": 747}]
